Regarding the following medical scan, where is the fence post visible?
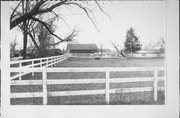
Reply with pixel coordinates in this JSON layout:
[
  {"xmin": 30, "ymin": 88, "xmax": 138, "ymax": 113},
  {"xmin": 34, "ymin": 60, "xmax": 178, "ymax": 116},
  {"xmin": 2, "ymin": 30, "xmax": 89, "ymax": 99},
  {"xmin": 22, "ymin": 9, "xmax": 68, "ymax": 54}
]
[
  {"xmin": 54, "ymin": 57, "xmax": 56, "ymax": 66},
  {"xmin": 50, "ymin": 58, "xmax": 53, "ymax": 67},
  {"xmin": 19, "ymin": 63, "xmax": 22, "ymax": 80},
  {"xmin": 105, "ymin": 70, "xmax": 110, "ymax": 104},
  {"xmin": 55, "ymin": 57, "xmax": 57, "ymax": 66},
  {"xmin": 57, "ymin": 57, "xmax": 59, "ymax": 65},
  {"xmin": 52, "ymin": 58, "xmax": 54, "ymax": 67},
  {"xmin": 32, "ymin": 61, "xmax": 34, "ymax": 76},
  {"xmin": 58, "ymin": 56, "xmax": 60, "ymax": 63},
  {"xmin": 40, "ymin": 59, "xmax": 42, "ymax": 67},
  {"xmin": 46, "ymin": 58, "xmax": 48, "ymax": 67},
  {"xmin": 53, "ymin": 57, "xmax": 55, "ymax": 66},
  {"xmin": 153, "ymin": 68, "xmax": 158, "ymax": 101},
  {"xmin": 43, "ymin": 68, "xmax": 47, "ymax": 105}
]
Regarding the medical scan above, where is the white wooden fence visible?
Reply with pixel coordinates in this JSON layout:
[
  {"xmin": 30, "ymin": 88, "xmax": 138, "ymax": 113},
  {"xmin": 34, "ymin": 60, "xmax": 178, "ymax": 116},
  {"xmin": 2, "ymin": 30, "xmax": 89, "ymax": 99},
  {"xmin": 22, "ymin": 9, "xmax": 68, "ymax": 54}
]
[
  {"xmin": 10, "ymin": 53, "xmax": 71, "ymax": 80},
  {"xmin": 10, "ymin": 67, "xmax": 165, "ymax": 105}
]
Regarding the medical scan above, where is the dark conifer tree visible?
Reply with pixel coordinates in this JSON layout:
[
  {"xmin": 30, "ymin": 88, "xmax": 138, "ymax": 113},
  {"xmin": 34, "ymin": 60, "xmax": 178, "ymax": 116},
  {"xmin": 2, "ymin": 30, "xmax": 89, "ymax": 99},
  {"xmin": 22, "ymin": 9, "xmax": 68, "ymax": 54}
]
[{"xmin": 124, "ymin": 27, "xmax": 141, "ymax": 54}]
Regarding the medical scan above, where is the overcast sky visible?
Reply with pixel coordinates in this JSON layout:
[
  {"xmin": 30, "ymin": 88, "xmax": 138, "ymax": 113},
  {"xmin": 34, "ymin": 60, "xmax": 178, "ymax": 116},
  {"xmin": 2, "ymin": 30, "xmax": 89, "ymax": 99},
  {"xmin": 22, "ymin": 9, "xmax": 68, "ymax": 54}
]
[{"xmin": 10, "ymin": 1, "xmax": 166, "ymax": 50}]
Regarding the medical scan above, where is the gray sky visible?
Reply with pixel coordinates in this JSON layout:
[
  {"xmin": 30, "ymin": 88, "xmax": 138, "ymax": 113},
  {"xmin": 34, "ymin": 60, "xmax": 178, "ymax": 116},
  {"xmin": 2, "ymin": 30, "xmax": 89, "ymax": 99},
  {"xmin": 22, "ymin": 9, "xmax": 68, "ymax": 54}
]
[{"xmin": 10, "ymin": 1, "xmax": 166, "ymax": 50}]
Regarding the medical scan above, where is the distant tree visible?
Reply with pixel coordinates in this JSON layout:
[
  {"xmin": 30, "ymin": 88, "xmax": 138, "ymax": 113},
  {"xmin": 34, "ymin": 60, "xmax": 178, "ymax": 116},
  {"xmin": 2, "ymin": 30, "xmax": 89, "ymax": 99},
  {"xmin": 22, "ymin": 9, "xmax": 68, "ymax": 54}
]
[
  {"xmin": 99, "ymin": 42, "xmax": 103, "ymax": 56},
  {"xmin": 10, "ymin": 37, "xmax": 18, "ymax": 57},
  {"xmin": 37, "ymin": 22, "xmax": 55, "ymax": 57},
  {"xmin": 111, "ymin": 42, "xmax": 125, "ymax": 57},
  {"xmin": 155, "ymin": 37, "xmax": 165, "ymax": 54},
  {"xmin": 124, "ymin": 27, "xmax": 141, "ymax": 55},
  {"xmin": 26, "ymin": 42, "xmax": 36, "ymax": 58}
]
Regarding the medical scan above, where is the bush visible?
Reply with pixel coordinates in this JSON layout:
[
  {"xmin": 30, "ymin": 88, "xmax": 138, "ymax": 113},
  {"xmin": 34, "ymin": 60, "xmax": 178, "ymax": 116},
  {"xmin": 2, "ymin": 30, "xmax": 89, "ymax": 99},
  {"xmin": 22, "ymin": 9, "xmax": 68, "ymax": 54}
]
[{"xmin": 14, "ymin": 53, "xmax": 19, "ymax": 57}]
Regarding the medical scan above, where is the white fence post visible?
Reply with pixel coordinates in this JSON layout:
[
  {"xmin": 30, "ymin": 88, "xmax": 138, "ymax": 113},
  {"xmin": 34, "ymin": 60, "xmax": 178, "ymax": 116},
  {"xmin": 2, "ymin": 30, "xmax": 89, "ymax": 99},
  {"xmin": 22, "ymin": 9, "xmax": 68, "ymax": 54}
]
[
  {"xmin": 50, "ymin": 58, "xmax": 52, "ymax": 67},
  {"xmin": 153, "ymin": 68, "xmax": 158, "ymax": 101},
  {"xmin": 43, "ymin": 68, "xmax": 47, "ymax": 105},
  {"xmin": 46, "ymin": 58, "xmax": 48, "ymax": 67},
  {"xmin": 105, "ymin": 70, "xmax": 110, "ymax": 104},
  {"xmin": 19, "ymin": 63, "xmax": 22, "ymax": 80},
  {"xmin": 53, "ymin": 58, "xmax": 56, "ymax": 66},
  {"xmin": 32, "ymin": 61, "xmax": 34, "ymax": 76},
  {"xmin": 51, "ymin": 58, "xmax": 53, "ymax": 67},
  {"xmin": 40, "ymin": 59, "xmax": 42, "ymax": 67}
]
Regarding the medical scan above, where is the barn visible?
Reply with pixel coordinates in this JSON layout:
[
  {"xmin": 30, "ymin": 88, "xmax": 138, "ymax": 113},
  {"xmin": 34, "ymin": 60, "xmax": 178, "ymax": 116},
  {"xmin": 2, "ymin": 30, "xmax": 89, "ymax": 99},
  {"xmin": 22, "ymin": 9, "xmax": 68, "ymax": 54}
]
[{"xmin": 67, "ymin": 43, "xmax": 98, "ymax": 57}]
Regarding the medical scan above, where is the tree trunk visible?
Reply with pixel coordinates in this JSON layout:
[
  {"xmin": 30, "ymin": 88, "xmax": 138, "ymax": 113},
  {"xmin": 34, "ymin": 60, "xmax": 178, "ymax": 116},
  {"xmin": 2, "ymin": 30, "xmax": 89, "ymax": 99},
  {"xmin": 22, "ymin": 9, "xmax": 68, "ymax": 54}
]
[
  {"xmin": 22, "ymin": 1, "xmax": 28, "ymax": 59},
  {"xmin": 23, "ymin": 21, "xmax": 28, "ymax": 59}
]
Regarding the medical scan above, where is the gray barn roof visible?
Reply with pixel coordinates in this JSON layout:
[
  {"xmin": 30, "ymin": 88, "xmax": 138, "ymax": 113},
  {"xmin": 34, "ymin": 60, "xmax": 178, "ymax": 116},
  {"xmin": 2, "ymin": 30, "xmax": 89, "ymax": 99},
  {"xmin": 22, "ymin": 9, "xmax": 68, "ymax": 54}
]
[{"xmin": 67, "ymin": 44, "xmax": 98, "ymax": 50}]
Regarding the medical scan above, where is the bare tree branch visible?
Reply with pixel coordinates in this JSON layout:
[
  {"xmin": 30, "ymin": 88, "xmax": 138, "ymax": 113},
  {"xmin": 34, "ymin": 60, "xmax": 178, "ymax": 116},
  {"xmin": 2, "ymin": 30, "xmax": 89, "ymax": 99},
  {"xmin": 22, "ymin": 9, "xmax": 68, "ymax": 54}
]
[
  {"xmin": 94, "ymin": 0, "xmax": 112, "ymax": 20},
  {"xmin": 31, "ymin": 1, "xmax": 46, "ymax": 13},
  {"xmin": 51, "ymin": 10, "xmax": 60, "ymax": 19},
  {"xmin": 111, "ymin": 42, "xmax": 121, "ymax": 53},
  {"xmin": 10, "ymin": 0, "xmax": 109, "ymax": 33},
  {"xmin": 10, "ymin": 1, "xmax": 67, "ymax": 29},
  {"xmin": 64, "ymin": 2, "xmax": 101, "ymax": 32},
  {"xmin": 58, "ymin": 16, "xmax": 71, "ymax": 30},
  {"xmin": 10, "ymin": 1, "xmax": 22, "ymax": 21},
  {"xmin": 31, "ymin": 17, "xmax": 64, "ymax": 41},
  {"xmin": 18, "ymin": 24, "xmax": 40, "ymax": 50},
  {"xmin": 47, "ymin": 29, "xmax": 78, "ymax": 46},
  {"xmin": 31, "ymin": 16, "xmax": 77, "ymax": 45},
  {"xmin": 37, "ymin": 0, "xmax": 68, "ymax": 14},
  {"xmin": 111, "ymin": 42, "xmax": 126, "ymax": 57}
]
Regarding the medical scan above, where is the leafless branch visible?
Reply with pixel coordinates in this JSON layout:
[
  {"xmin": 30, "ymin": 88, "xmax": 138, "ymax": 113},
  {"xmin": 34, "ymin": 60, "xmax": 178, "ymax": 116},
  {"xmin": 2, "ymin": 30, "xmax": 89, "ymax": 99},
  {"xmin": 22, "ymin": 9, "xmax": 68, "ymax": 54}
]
[
  {"xmin": 47, "ymin": 29, "xmax": 78, "ymax": 46},
  {"xmin": 111, "ymin": 42, "xmax": 125, "ymax": 57},
  {"xmin": 10, "ymin": 1, "xmax": 68, "ymax": 29},
  {"xmin": 64, "ymin": 2, "xmax": 101, "ymax": 33},
  {"xmin": 94, "ymin": 0, "xmax": 112, "ymax": 20},
  {"xmin": 10, "ymin": 1, "xmax": 22, "ymax": 21},
  {"xmin": 111, "ymin": 42, "xmax": 121, "ymax": 54},
  {"xmin": 31, "ymin": 16, "xmax": 77, "ymax": 45},
  {"xmin": 59, "ymin": 16, "xmax": 71, "ymax": 30},
  {"xmin": 31, "ymin": 17, "xmax": 64, "ymax": 41},
  {"xmin": 18, "ymin": 24, "xmax": 40, "ymax": 50},
  {"xmin": 37, "ymin": 0, "xmax": 68, "ymax": 14},
  {"xmin": 31, "ymin": 1, "xmax": 46, "ymax": 13},
  {"xmin": 51, "ymin": 10, "xmax": 60, "ymax": 18}
]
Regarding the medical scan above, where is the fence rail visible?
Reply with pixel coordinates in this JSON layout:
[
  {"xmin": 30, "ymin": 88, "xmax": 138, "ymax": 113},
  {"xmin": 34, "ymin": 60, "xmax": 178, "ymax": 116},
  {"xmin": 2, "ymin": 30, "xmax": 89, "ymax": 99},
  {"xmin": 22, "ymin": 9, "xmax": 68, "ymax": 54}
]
[
  {"xmin": 10, "ymin": 67, "xmax": 165, "ymax": 105},
  {"xmin": 10, "ymin": 53, "xmax": 71, "ymax": 80}
]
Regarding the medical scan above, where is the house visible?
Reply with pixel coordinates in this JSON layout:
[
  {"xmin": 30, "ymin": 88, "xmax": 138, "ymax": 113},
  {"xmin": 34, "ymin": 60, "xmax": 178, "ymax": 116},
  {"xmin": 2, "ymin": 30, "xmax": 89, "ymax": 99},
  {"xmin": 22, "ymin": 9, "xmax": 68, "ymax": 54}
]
[{"xmin": 67, "ymin": 43, "xmax": 98, "ymax": 57}]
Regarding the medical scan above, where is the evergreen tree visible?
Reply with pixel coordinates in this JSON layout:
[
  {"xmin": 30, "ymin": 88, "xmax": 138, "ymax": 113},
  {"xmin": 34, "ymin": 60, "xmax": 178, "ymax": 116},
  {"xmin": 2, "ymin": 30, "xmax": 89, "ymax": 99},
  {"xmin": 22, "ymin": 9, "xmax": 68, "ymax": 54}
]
[{"xmin": 124, "ymin": 27, "xmax": 141, "ymax": 54}]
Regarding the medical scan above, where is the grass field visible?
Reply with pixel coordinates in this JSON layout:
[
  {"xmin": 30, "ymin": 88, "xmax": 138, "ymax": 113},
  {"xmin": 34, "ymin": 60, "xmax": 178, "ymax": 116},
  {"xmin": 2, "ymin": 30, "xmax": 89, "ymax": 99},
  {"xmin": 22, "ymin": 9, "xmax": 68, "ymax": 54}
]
[
  {"xmin": 11, "ymin": 57, "xmax": 165, "ymax": 105},
  {"xmin": 56, "ymin": 57, "xmax": 165, "ymax": 67}
]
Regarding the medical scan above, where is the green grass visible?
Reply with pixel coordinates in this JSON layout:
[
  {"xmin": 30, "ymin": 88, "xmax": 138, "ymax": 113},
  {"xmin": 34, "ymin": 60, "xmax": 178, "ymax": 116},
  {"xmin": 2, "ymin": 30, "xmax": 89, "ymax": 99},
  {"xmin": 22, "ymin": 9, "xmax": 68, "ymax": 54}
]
[{"xmin": 11, "ymin": 57, "xmax": 165, "ymax": 105}]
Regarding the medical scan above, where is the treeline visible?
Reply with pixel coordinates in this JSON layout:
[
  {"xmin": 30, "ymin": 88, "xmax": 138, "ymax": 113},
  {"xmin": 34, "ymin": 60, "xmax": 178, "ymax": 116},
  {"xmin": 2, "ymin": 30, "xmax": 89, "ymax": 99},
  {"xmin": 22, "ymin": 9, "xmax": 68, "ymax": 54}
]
[{"xmin": 11, "ymin": 48, "xmax": 63, "ymax": 59}]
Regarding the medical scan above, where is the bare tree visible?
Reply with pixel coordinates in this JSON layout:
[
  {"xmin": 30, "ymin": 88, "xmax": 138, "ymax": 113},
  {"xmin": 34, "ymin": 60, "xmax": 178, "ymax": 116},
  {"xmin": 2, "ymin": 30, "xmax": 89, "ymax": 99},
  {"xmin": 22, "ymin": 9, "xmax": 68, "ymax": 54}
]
[
  {"xmin": 111, "ymin": 42, "xmax": 125, "ymax": 57},
  {"xmin": 10, "ymin": 37, "xmax": 18, "ymax": 57},
  {"xmin": 99, "ymin": 42, "xmax": 103, "ymax": 56},
  {"xmin": 10, "ymin": 1, "xmax": 110, "ymax": 59},
  {"xmin": 10, "ymin": 1, "xmax": 111, "ymax": 30},
  {"xmin": 111, "ymin": 42, "xmax": 121, "ymax": 53}
]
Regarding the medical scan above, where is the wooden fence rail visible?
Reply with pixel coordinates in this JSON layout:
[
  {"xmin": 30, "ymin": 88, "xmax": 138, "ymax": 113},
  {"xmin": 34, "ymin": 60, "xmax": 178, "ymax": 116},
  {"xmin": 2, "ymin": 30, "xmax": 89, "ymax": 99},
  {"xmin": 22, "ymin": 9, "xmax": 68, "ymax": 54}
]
[
  {"xmin": 10, "ymin": 67, "xmax": 165, "ymax": 105},
  {"xmin": 10, "ymin": 53, "xmax": 71, "ymax": 80}
]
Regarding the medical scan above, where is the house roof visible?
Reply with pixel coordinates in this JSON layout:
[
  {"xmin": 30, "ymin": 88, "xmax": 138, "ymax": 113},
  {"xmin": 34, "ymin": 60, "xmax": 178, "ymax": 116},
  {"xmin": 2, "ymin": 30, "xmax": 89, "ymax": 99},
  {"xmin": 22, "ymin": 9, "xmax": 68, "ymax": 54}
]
[{"xmin": 67, "ymin": 44, "xmax": 98, "ymax": 50}]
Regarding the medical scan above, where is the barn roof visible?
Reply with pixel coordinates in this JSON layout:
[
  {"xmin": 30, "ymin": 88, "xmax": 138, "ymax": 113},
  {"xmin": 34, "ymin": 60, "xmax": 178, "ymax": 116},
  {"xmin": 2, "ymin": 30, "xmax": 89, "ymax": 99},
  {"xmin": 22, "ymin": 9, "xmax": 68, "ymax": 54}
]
[{"xmin": 67, "ymin": 44, "xmax": 98, "ymax": 50}]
